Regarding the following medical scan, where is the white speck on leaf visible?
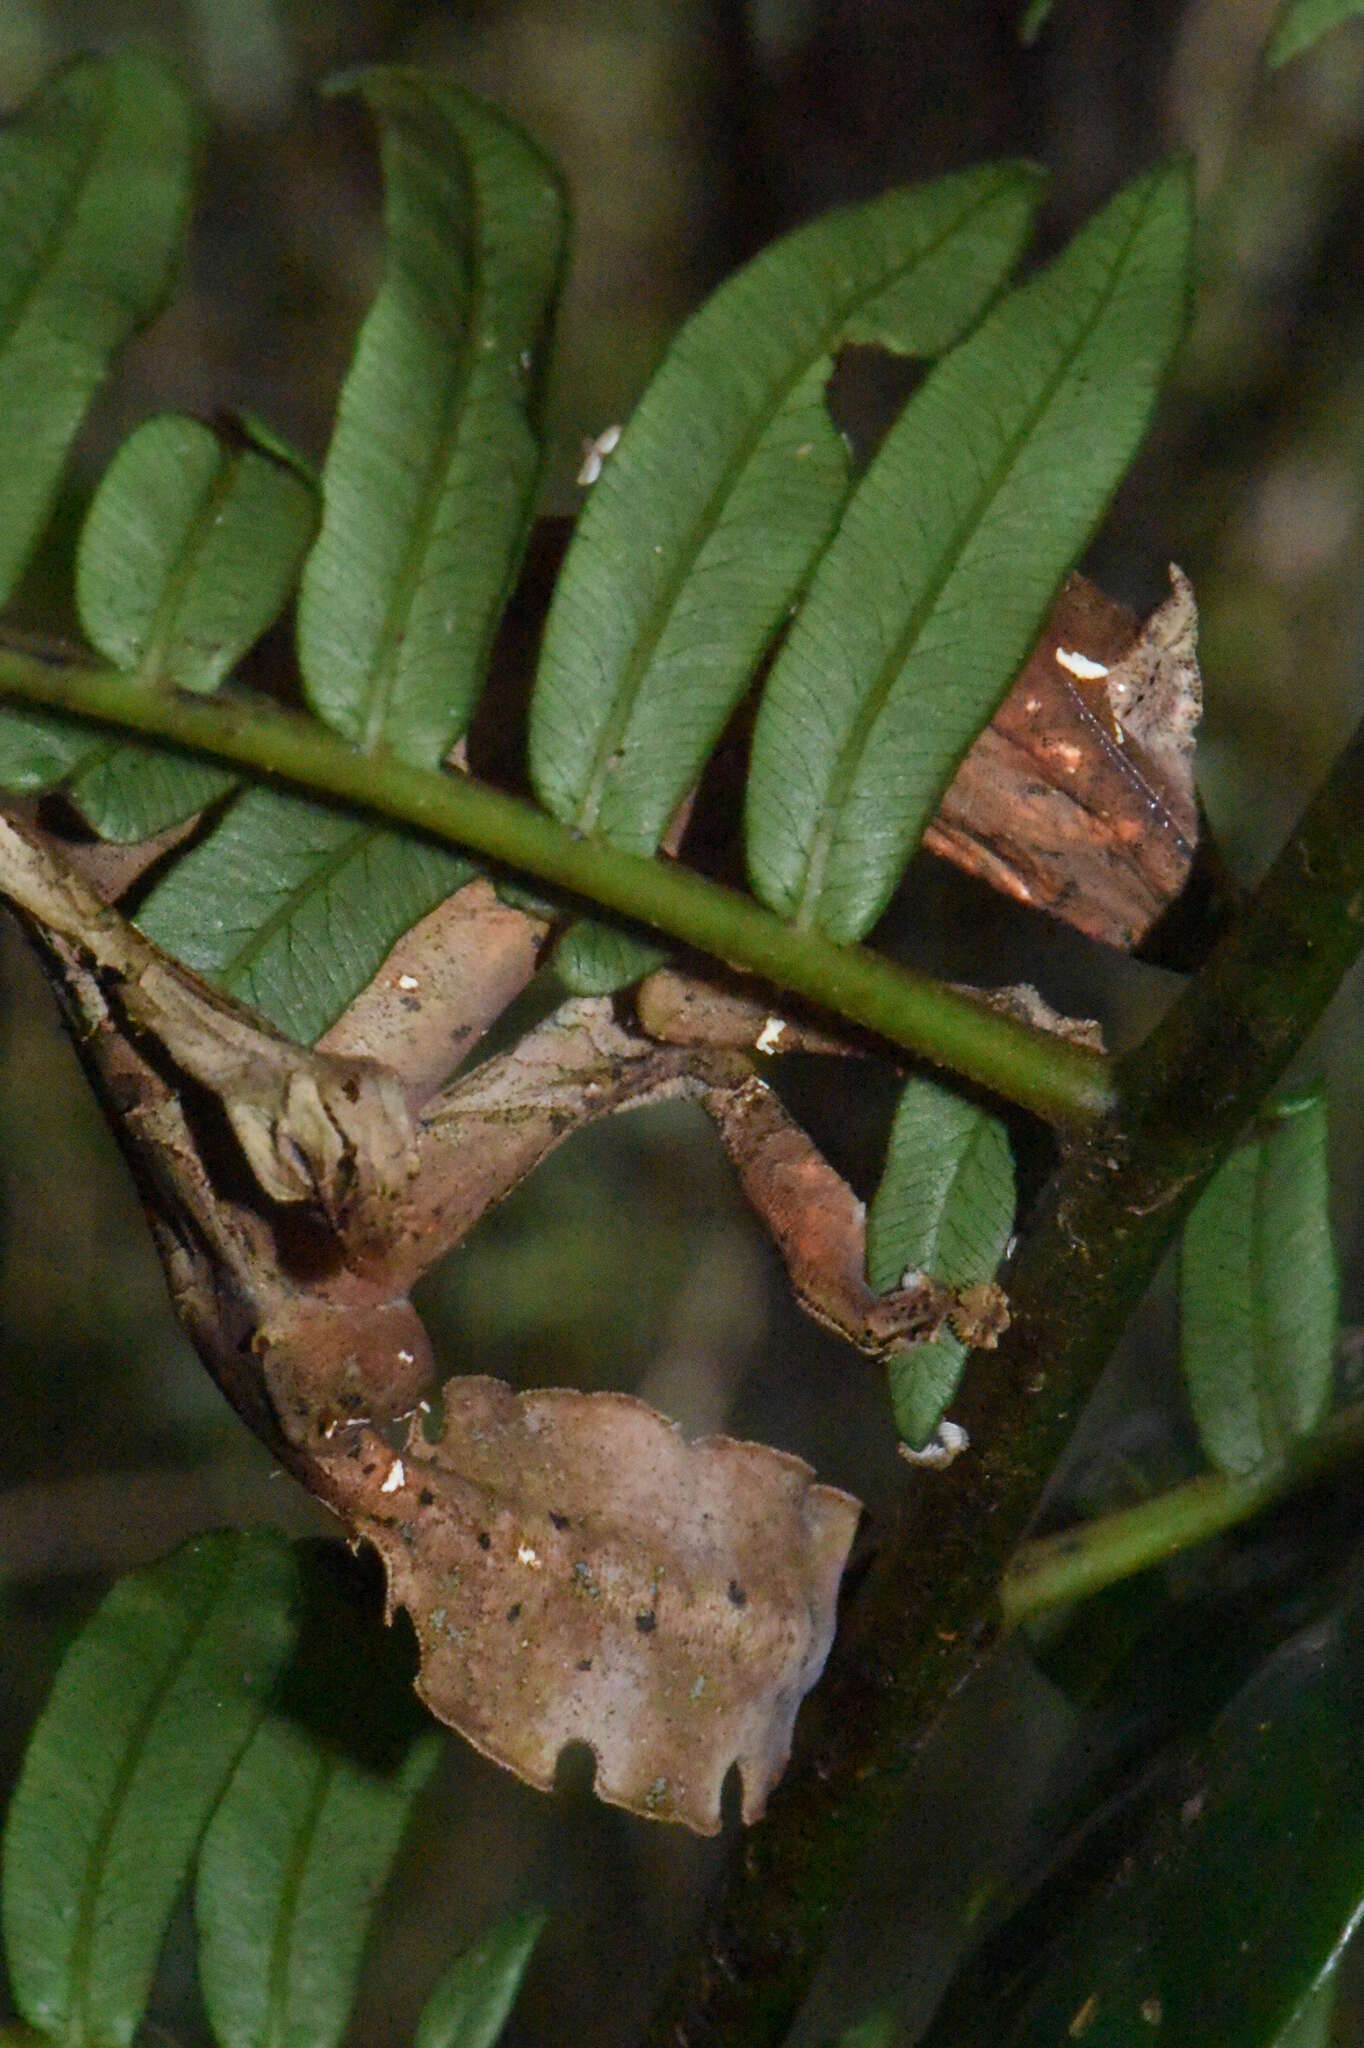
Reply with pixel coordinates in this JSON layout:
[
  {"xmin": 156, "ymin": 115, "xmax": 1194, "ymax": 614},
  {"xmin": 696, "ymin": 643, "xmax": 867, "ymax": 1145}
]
[
  {"xmin": 1056, "ymin": 646, "xmax": 1109, "ymax": 681},
  {"xmin": 380, "ymin": 1459, "xmax": 405, "ymax": 1494}
]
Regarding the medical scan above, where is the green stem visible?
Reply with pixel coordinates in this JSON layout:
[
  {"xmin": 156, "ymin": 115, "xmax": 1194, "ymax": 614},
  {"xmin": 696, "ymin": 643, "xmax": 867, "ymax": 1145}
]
[
  {"xmin": 643, "ymin": 713, "xmax": 1364, "ymax": 2048},
  {"xmin": 1002, "ymin": 1395, "xmax": 1364, "ymax": 1625},
  {"xmin": 0, "ymin": 643, "xmax": 1112, "ymax": 1126}
]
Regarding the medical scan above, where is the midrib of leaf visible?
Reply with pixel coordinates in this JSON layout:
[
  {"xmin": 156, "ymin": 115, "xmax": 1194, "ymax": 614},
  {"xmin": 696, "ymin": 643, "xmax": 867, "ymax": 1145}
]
[
  {"xmin": 66, "ymin": 1577, "xmax": 220, "ymax": 2048},
  {"xmin": 208, "ymin": 817, "xmax": 382, "ymax": 984},
  {"xmin": 135, "ymin": 446, "xmax": 246, "ymax": 687},
  {"xmin": 359, "ymin": 172, "xmax": 482, "ymax": 759},
  {"xmin": 571, "ymin": 178, "xmax": 1023, "ymax": 839},
  {"xmin": 262, "ymin": 1751, "xmax": 334, "ymax": 2048},
  {"xmin": 0, "ymin": 101, "xmax": 101, "ymax": 361},
  {"xmin": 934, "ymin": 1127, "xmax": 986, "ymax": 1277},
  {"xmin": 792, "ymin": 191, "xmax": 1148, "ymax": 930},
  {"xmin": 1250, "ymin": 1143, "xmax": 1284, "ymax": 1461}
]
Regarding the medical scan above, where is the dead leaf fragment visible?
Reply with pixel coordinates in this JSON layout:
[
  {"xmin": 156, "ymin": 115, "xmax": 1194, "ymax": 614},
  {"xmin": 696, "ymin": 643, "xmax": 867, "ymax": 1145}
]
[{"xmin": 339, "ymin": 1377, "xmax": 861, "ymax": 1833}]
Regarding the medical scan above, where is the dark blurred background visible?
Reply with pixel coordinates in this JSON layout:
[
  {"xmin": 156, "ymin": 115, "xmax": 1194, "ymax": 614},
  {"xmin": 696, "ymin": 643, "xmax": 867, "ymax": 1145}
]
[{"xmin": 2, "ymin": 3, "xmax": 1363, "ymax": 2043}]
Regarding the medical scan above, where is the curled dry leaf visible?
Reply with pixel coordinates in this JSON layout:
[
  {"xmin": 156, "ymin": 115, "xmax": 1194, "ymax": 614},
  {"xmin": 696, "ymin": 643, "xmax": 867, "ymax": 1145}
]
[{"xmin": 325, "ymin": 1378, "xmax": 860, "ymax": 1832}]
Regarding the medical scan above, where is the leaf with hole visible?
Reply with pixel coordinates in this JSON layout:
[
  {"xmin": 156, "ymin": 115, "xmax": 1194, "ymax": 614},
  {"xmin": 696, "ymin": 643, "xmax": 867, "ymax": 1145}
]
[
  {"xmin": 0, "ymin": 1532, "xmax": 297, "ymax": 2048},
  {"xmin": 413, "ymin": 1906, "xmax": 546, "ymax": 2048},
  {"xmin": 1180, "ymin": 1092, "xmax": 1338, "ymax": 1476},
  {"xmin": 867, "ymin": 1076, "xmax": 1015, "ymax": 1446},
  {"xmin": 534, "ymin": 163, "xmax": 1044, "ymax": 990},
  {"xmin": 296, "ymin": 69, "xmax": 566, "ymax": 766},
  {"xmin": 746, "ymin": 160, "xmax": 1192, "ymax": 942},
  {"xmin": 195, "ymin": 1545, "xmax": 438, "ymax": 2048}
]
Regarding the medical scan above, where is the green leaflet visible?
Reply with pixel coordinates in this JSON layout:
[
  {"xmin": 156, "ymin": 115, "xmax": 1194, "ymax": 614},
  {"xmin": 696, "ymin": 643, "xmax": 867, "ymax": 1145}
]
[
  {"xmin": 76, "ymin": 413, "xmax": 317, "ymax": 694},
  {"xmin": 1180, "ymin": 1093, "xmax": 1338, "ymax": 1476},
  {"xmin": 0, "ymin": 54, "xmax": 197, "ymax": 605},
  {"xmin": 136, "ymin": 786, "xmax": 474, "ymax": 1045},
  {"xmin": 195, "ymin": 1547, "xmax": 438, "ymax": 2048},
  {"xmin": 296, "ymin": 69, "xmax": 566, "ymax": 766},
  {"xmin": 413, "ymin": 1908, "xmax": 547, "ymax": 2048},
  {"xmin": 30, "ymin": 412, "xmax": 317, "ymax": 840},
  {"xmin": 532, "ymin": 163, "xmax": 1043, "ymax": 848},
  {"xmin": 0, "ymin": 703, "xmax": 235, "ymax": 840},
  {"xmin": 887, "ymin": 1336, "xmax": 972, "ymax": 1453},
  {"xmin": 832, "ymin": 2015, "xmax": 897, "ymax": 2048},
  {"xmin": 746, "ymin": 160, "xmax": 1192, "ymax": 942},
  {"xmin": 553, "ymin": 921, "xmax": 668, "ymax": 996},
  {"xmin": 0, "ymin": 54, "xmax": 197, "ymax": 798},
  {"xmin": 1266, "ymin": 0, "xmax": 1364, "ymax": 64},
  {"xmin": 534, "ymin": 165, "xmax": 1044, "ymax": 992},
  {"xmin": 1, "ymin": 1533, "xmax": 298, "ymax": 2048},
  {"xmin": 0, "ymin": 705, "xmax": 104, "ymax": 791},
  {"xmin": 867, "ymin": 1075, "xmax": 1015, "ymax": 1448},
  {"xmin": 65, "ymin": 744, "xmax": 237, "ymax": 843}
]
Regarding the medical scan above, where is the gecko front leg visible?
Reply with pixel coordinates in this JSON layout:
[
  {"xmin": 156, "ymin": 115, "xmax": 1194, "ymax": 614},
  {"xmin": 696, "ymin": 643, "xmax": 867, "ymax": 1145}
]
[{"xmin": 700, "ymin": 1068, "xmax": 1008, "ymax": 1360}]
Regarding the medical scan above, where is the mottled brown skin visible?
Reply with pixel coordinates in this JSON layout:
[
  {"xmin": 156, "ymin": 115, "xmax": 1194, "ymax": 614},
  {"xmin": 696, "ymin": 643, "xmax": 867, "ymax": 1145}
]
[{"xmin": 0, "ymin": 814, "xmax": 938, "ymax": 1832}]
